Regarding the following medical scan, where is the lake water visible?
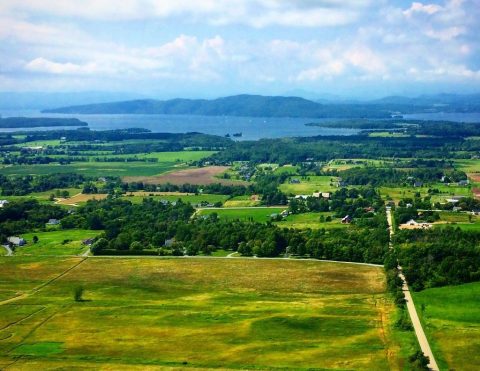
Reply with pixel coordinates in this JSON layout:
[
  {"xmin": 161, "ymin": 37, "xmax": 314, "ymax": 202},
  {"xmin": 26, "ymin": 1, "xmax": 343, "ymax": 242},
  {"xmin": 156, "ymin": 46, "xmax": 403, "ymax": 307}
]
[
  {"xmin": 0, "ymin": 110, "xmax": 355, "ymax": 140},
  {"xmin": 1, "ymin": 110, "xmax": 479, "ymax": 140}
]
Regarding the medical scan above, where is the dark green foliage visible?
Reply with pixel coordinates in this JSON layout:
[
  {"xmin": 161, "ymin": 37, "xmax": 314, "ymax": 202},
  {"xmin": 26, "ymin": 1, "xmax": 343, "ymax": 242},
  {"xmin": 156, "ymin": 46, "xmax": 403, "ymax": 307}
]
[
  {"xmin": 74, "ymin": 286, "xmax": 84, "ymax": 302},
  {"xmin": 0, "ymin": 117, "xmax": 87, "ymax": 128},
  {"xmin": 394, "ymin": 227, "xmax": 480, "ymax": 290},
  {"xmin": 409, "ymin": 351, "xmax": 430, "ymax": 370}
]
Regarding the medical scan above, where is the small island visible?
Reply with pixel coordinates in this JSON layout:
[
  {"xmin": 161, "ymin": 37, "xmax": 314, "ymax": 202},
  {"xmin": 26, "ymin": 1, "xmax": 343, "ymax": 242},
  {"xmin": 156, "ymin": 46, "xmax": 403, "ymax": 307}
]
[{"xmin": 0, "ymin": 117, "xmax": 88, "ymax": 128}]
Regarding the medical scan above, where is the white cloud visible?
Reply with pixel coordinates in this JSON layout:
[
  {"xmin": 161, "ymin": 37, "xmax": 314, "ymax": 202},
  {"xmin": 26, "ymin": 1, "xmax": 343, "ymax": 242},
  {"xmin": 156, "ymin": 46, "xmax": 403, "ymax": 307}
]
[
  {"xmin": 0, "ymin": 0, "xmax": 372, "ymax": 28},
  {"xmin": 403, "ymin": 2, "xmax": 443, "ymax": 17}
]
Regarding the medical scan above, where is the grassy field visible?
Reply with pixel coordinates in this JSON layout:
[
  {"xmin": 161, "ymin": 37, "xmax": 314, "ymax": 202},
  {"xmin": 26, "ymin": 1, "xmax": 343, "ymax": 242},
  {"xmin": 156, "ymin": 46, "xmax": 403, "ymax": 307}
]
[
  {"xmin": 123, "ymin": 193, "xmax": 230, "ymax": 205},
  {"xmin": 279, "ymin": 176, "xmax": 338, "ymax": 195},
  {"xmin": 0, "ymin": 151, "xmax": 214, "ymax": 178},
  {"xmin": 197, "ymin": 207, "xmax": 287, "ymax": 223},
  {"xmin": 379, "ymin": 184, "xmax": 472, "ymax": 203},
  {"xmin": 15, "ymin": 230, "xmax": 101, "ymax": 256},
  {"xmin": 274, "ymin": 212, "xmax": 348, "ymax": 230},
  {"xmin": 413, "ymin": 282, "xmax": 480, "ymax": 371},
  {"xmin": 0, "ymin": 257, "xmax": 407, "ymax": 370},
  {"xmin": 223, "ymin": 195, "xmax": 261, "ymax": 207}
]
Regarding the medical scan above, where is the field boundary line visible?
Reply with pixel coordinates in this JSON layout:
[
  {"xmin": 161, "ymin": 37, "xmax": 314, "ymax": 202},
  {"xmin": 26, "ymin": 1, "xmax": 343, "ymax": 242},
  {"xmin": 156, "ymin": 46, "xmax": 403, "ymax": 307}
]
[{"xmin": 0, "ymin": 257, "xmax": 87, "ymax": 307}]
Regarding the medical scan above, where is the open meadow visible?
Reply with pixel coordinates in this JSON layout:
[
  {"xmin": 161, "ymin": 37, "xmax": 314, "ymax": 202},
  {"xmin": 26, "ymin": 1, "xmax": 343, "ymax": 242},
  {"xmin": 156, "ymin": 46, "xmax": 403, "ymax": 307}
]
[
  {"xmin": 197, "ymin": 207, "xmax": 287, "ymax": 223},
  {"xmin": 413, "ymin": 282, "xmax": 480, "ymax": 371},
  {"xmin": 0, "ymin": 257, "xmax": 407, "ymax": 370},
  {"xmin": 274, "ymin": 212, "xmax": 348, "ymax": 230},
  {"xmin": 279, "ymin": 176, "xmax": 338, "ymax": 195}
]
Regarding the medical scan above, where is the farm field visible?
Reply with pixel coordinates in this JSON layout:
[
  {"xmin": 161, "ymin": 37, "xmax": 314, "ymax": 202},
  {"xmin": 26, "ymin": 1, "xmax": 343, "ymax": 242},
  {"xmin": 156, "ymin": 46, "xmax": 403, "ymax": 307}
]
[
  {"xmin": 413, "ymin": 282, "xmax": 480, "ymax": 371},
  {"xmin": 274, "ymin": 212, "xmax": 348, "ymax": 230},
  {"xmin": 379, "ymin": 185, "xmax": 472, "ymax": 203},
  {"xmin": 0, "ymin": 151, "xmax": 215, "ymax": 178},
  {"xmin": 197, "ymin": 207, "xmax": 287, "ymax": 223},
  {"xmin": 123, "ymin": 166, "xmax": 247, "ymax": 186},
  {"xmin": 123, "ymin": 192, "xmax": 229, "ymax": 205},
  {"xmin": 279, "ymin": 175, "xmax": 338, "ymax": 194},
  {"xmin": 56, "ymin": 193, "xmax": 108, "ymax": 206},
  {"xmin": 223, "ymin": 195, "xmax": 261, "ymax": 207},
  {"xmin": 0, "ymin": 257, "xmax": 405, "ymax": 370},
  {"xmin": 16, "ymin": 230, "xmax": 102, "ymax": 256}
]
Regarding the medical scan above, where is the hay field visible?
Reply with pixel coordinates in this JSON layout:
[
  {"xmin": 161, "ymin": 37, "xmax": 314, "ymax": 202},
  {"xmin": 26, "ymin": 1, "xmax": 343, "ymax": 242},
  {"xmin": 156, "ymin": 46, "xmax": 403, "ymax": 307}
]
[{"xmin": 0, "ymin": 257, "xmax": 405, "ymax": 370}]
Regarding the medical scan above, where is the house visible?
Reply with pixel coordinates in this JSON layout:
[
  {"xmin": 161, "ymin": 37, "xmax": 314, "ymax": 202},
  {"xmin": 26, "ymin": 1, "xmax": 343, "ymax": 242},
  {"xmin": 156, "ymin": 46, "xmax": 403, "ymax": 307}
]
[
  {"xmin": 312, "ymin": 192, "xmax": 331, "ymax": 199},
  {"xmin": 405, "ymin": 219, "xmax": 418, "ymax": 226},
  {"xmin": 82, "ymin": 238, "xmax": 95, "ymax": 246},
  {"xmin": 338, "ymin": 180, "xmax": 348, "ymax": 187},
  {"xmin": 7, "ymin": 236, "xmax": 26, "ymax": 246},
  {"xmin": 47, "ymin": 219, "xmax": 60, "ymax": 225},
  {"xmin": 458, "ymin": 180, "xmax": 469, "ymax": 186},
  {"xmin": 471, "ymin": 209, "xmax": 480, "ymax": 216},
  {"xmin": 364, "ymin": 207, "xmax": 375, "ymax": 213},
  {"xmin": 440, "ymin": 175, "xmax": 448, "ymax": 183},
  {"xmin": 98, "ymin": 177, "xmax": 107, "ymax": 182},
  {"xmin": 447, "ymin": 196, "xmax": 465, "ymax": 204},
  {"xmin": 321, "ymin": 192, "xmax": 331, "ymax": 199},
  {"xmin": 414, "ymin": 181, "xmax": 423, "ymax": 187},
  {"xmin": 406, "ymin": 203, "xmax": 413, "ymax": 208},
  {"xmin": 164, "ymin": 238, "xmax": 175, "ymax": 247},
  {"xmin": 0, "ymin": 200, "xmax": 9, "ymax": 208},
  {"xmin": 341, "ymin": 215, "xmax": 353, "ymax": 224},
  {"xmin": 294, "ymin": 195, "xmax": 309, "ymax": 200},
  {"xmin": 280, "ymin": 210, "xmax": 289, "ymax": 217},
  {"xmin": 452, "ymin": 206, "xmax": 462, "ymax": 212},
  {"xmin": 290, "ymin": 179, "xmax": 300, "ymax": 184}
]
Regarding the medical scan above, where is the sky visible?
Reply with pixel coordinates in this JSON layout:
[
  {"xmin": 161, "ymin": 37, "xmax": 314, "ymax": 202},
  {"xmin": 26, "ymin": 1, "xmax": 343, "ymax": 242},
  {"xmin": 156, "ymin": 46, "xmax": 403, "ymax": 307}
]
[{"xmin": 0, "ymin": 0, "xmax": 479, "ymax": 99}]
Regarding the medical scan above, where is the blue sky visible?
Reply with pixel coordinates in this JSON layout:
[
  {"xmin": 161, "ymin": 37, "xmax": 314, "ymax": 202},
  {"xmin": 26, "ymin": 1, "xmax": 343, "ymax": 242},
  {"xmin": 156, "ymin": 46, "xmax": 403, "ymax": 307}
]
[{"xmin": 0, "ymin": 0, "xmax": 479, "ymax": 99}]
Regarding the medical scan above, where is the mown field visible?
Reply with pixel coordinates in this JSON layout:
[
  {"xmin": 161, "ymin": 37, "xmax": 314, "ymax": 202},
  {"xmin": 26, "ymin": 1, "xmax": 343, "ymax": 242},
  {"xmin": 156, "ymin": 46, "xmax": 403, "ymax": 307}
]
[
  {"xmin": 16, "ymin": 230, "xmax": 101, "ymax": 256},
  {"xmin": 197, "ymin": 207, "xmax": 287, "ymax": 223},
  {"xmin": 0, "ymin": 151, "xmax": 214, "ymax": 178},
  {"xmin": 413, "ymin": 282, "xmax": 480, "ymax": 371},
  {"xmin": 274, "ymin": 212, "xmax": 348, "ymax": 230},
  {"xmin": 0, "ymin": 257, "xmax": 406, "ymax": 370},
  {"xmin": 279, "ymin": 176, "xmax": 338, "ymax": 195}
]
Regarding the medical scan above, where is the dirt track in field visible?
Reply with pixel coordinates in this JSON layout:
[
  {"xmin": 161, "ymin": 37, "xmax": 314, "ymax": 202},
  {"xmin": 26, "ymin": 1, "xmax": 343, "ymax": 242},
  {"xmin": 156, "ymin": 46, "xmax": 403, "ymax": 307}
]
[{"xmin": 122, "ymin": 166, "xmax": 247, "ymax": 186}]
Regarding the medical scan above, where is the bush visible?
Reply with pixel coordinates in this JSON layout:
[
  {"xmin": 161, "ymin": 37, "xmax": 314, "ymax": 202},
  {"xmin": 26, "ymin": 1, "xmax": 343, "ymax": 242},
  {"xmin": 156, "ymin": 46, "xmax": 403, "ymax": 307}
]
[{"xmin": 74, "ymin": 286, "xmax": 84, "ymax": 302}]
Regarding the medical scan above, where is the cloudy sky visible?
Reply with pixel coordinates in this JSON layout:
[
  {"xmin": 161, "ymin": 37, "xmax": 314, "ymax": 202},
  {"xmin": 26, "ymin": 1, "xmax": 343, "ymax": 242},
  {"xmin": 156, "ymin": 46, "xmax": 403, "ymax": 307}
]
[{"xmin": 1, "ymin": 0, "xmax": 479, "ymax": 99}]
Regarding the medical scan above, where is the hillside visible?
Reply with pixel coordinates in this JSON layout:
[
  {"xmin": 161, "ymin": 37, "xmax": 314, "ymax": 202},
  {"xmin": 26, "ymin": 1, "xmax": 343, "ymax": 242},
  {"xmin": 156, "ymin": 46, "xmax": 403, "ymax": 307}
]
[
  {"xmin": 0, "ymin": 117, "xmax": 88, "ymax": 128},
  {"xmin": 42, "ymin": 95, "xmax": 394, "ymax": 118}
]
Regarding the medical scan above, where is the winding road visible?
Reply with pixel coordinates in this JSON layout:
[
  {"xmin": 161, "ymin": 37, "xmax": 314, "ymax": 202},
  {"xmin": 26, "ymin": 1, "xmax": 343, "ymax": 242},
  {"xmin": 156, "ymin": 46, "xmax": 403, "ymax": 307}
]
[{"xmin": 386, "ymin": 207, "xmax": 439, "ymax": 371}]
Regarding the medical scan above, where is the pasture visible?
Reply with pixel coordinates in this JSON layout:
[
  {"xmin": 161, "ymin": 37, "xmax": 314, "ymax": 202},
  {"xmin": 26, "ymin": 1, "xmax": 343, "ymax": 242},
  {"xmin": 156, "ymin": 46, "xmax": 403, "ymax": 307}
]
[
  {"xmin": 123, "ymin": 166, "xmax": 246, "ymax": 186},
  {"xmin": 0, "ymin": 257, "xmax": 405, "ymax": 370},
  {"xmin": 279, "ymin": 175, "xmax": 338, "ymax": 195},
  {"xmin": 413, "ymin": 282, "xmax": 480, "ymax": 371},
  {"xmin": 274, "ymin": 212, "xmax": 348, "ymax": 230},
  {"xmin": 0, "ymin": 151, "xmax": 214, "ymax": 178},
  {"xmin": 16, "ymin": 230, "xmax": 101, "ymax": 256},
  {"xmin": 197, "ymin": 207, "xmax": 287, "ymax": 223},
  {"xmin": 123, "ymin": 192, "xmax": 229, "ymax": 205}
]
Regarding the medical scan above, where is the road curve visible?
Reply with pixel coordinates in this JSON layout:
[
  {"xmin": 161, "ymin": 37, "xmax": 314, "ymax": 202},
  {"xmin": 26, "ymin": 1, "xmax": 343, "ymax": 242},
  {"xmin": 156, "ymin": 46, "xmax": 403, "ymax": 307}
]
[{"xmin": 386, "ymin": 207, "xmax": 439, "ymax": 371}]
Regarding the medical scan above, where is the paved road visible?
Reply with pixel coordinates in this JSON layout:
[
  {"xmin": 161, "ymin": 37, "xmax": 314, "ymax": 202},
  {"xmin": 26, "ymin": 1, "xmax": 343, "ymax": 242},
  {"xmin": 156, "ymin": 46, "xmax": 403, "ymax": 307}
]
[{"xmin": 386, "ymin": 207, "xmax": 439, "ymax": 371}]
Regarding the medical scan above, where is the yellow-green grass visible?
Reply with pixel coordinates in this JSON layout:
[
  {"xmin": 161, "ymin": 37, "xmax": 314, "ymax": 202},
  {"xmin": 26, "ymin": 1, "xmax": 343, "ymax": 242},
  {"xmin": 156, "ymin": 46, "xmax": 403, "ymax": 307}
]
[
  {"xmin": 368, "ymin": 132, "xmax": 410, "ymax": 138},
  {"xmin": 17, "ymin": 139, "xmax": 62, "ymax": 147},
  {"xmin": 274, "ymin": 212, "xmax": 348, "ymax": 230},
  {"xmin": 273, "ymin": 165, "xmax": 299, "ymax": 175},
  {"xmin": 0, "ymin": 258, "xmax": 406, "ymax": 370},
  {"xmin": 279, "ymin": 176, "xmax": 338, "ymax": 195},
  {"xmin": 379, "ymin": 185, "xmax": 472, "ymax": 203},
  {"xmin": 223, "ymin": 195, "xmax": 260, "ymax": 207},
  {"xmin": 197, "ymin": 207, "xmax": 287, "ymax": 223},
  {"xmin": 454, "ymin": 159, "xmax": 480, "ymax": 173},
  {"xmin": 413, "ymin": 282, "xmax": 480, "ymax": 371},
  {"xmin": 101, "ymin": 151, "xmax": 216, "ymax": 162},
  {"xmin": 123, "ymin": 193, "xmax": 229, "ymax": 205},
  {"xmin": 14, "ymin": 230, "xmax": 101, "ymax": 256},
  {"xmin": 0, "ymin": 151, "xmax": 215, "ymax": 178}
]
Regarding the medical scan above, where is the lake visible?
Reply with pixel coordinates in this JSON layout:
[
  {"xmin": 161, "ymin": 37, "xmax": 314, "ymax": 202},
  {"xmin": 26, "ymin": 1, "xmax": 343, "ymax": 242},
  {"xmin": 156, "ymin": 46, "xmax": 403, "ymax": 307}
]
[
  {"xmin": 1, "ymin": 110, "xmax": 479, "ymax": 140},
  {"xmin": 0, "ymin": 110, "xmax": 356, "ymax": 140}
]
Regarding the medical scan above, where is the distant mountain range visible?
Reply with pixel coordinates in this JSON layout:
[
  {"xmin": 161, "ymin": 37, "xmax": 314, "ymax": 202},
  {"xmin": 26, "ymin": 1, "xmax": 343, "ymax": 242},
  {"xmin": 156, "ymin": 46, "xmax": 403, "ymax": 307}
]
[{"xmin": 25, "ymin": 93, "xmax": 480, "ymax": 118}]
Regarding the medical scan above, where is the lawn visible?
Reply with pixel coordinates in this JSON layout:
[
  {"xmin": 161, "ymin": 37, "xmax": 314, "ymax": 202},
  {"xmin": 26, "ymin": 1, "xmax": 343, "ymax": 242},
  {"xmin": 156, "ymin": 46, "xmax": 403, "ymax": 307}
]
[
  {"xmin": 279, "ymin": 175, "xmax": 338, "ymax": 195},
  {"xmin": 223, "ymin": 195, "xmax": 261, "ymax": 207},
  {"xmin": 0, "ymin": 151, "xmax": 215, "ymax": 178},
  {"xmin": 197, "ymin": 207, "xmax": 287, "ymax": 223},
  {"xmin": 0, "ymin": 257, "xmax": 407, "ymax": 370},
  {"xmin": 413, "ymin": 282, "xmax": 480, "ymax": 371},
  {"xmin": 123, "ymin": 193, "xmax": 230, "ymax": 205},
  {"xmin": 379, "ymin": 184, "xmax": 472, "ymax": 203},
  {"xmin": 16, "ymin": 230, "xmax": 102, "ymax": 256},
  {"xmin": 274, "ymin": 212, "xmax": 349, "ymax": 230}
]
